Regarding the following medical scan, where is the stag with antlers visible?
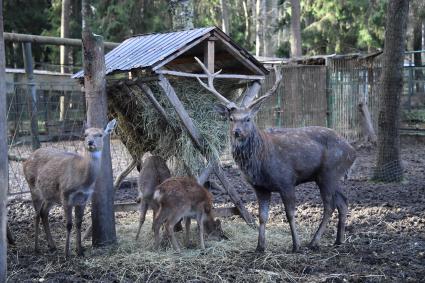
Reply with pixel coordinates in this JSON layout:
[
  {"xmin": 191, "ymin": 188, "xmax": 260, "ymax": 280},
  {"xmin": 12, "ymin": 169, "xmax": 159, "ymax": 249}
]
[{"xmin": 194, "ymin": 57, "xmax": 356, "ymax": 252}]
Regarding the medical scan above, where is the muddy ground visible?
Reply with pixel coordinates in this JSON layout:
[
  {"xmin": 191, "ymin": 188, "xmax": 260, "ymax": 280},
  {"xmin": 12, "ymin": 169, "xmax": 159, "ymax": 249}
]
[{"xmin": 6, "ymin": 140, "xmax": 425, "ymax": 282}]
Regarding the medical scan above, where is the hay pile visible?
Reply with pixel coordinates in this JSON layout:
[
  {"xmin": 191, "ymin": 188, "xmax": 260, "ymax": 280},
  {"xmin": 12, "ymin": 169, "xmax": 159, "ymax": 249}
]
[{"xmin": 107, "ymin": 77, "xmax": 241, "ymax": 175}]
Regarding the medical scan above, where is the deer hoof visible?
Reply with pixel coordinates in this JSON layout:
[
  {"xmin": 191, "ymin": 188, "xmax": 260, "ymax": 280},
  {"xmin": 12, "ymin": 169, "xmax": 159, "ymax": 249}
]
[
  {"xmin": 334, "ymin": 240, "xmax": 343, "ymax": 246},
  {"xmin": 255, "ymin": 245, "xmax": 265, "ymax": 253},
  {"xmin": 308, "ymin": 243, "xmax": 320, "ymax": 251},
  {"xmin": 292, "ymin": 246, "xmax": 300, "ymax": 253}
]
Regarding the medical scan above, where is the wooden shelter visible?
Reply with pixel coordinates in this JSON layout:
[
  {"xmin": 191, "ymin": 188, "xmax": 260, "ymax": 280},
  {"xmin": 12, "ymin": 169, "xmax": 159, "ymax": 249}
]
[{"xmin": 74, "ymin": 26, "xmax": 270, "ymax": 225}]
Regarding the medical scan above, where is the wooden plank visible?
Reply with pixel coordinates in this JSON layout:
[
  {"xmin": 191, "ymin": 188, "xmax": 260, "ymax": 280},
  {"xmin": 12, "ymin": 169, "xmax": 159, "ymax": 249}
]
[
  {"xmin": 152, "ymin": 33, "xmax": 212, "ymax": 71},
  {"xmin": 114, "ymin": 201, "xmax": 240, "ymax": 218},
  {"xmin": 241, "ymin": 80, "xmax": 262, "ymax": 106},
  {"xmin": 197, "ymin": 161, "xmax": 214, "ymax": 185},
  {"xmin": 214, "ymin": 32, "xmax": 266, "ymax": 75},
  {"xmin": 204, "ymin": 40, "xmax": 215, "ymax": 73},
  {"xmin": 157, "ymin": 74, "xmax": 206, "ymax": 151},
  {"xmin": 134, "ymin": 82, "xmax": 174, "ymax": 128},
  {"xmin": 4, "ymin": 32, "xmax": 119, "ymax": 49},
  {"xmin": 213, "ymin": 164, "xmax": 256, "ymax": 226},
  {"xmin": 156, "ymin": 70, "xmax": 265, "ymax": 80}
]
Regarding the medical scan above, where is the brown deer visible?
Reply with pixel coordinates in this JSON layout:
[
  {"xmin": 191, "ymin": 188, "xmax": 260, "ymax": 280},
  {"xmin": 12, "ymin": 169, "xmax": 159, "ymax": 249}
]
[
  {"xmin": 152, "ymin": 177, "xmax": 224, "ymax": 252},
  {"xmin": 195, "ymin": 58, "xmax": 356, "ymax": 252},
  {"xmin": 135, "ymin": 155, "xmax": 172, "ymax": 240},
  {"xmin": 23, "ymin": 119, "xmax": 117, "ymax": 258}
]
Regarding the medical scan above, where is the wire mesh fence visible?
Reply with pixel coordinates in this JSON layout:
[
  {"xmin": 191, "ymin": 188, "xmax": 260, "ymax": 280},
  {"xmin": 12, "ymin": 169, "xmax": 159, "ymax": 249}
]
[{"xmin": 6, "ymin": 75, "xmax": 136, "ymax": 196}]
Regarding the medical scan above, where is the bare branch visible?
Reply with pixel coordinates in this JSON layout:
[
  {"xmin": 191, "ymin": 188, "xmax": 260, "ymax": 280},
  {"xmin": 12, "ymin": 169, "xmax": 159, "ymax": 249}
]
[
  {"xmin": 194, "ymin": 57, "xmax": 237, "ymax": 108},
  {"xmin": 248, "ymin": 66, "xmax": 282, "ymax": 107}
]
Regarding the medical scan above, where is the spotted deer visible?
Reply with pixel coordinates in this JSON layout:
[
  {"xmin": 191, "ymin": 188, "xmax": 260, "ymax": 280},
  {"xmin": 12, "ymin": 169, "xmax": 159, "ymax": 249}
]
[
  {"xmin": 195, "ymin": 58, "xmax": 356, "ymax": 252},
  {"xmin": 23, "ymin": 119, "xmax": 117, "ymax": 258},
  {"xmin": 152, "ymin": 177, "xmax": 225, "ymax": 252}
]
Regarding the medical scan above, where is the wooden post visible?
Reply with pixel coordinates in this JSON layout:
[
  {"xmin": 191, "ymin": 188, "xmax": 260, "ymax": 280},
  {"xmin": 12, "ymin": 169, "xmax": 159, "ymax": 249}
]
[
  {"xmin": 0, "ymin": 0, "xmax": 8, "ymax": 279},
  {"xmin": 82, "ymin": 0, "xmax": 116, "ymax": 246},
  {"xmin": 22, "ymin": 42, "xmax": 41, "ymax": 150},
  {"xmin": 204, "ymin": 39, "xmax": 215, "ymax": 73},
  {"xmin": 59, "ymin": 0, "xmax": 71, "ymax": 121},
  {"xmin": 157, "ymin": 74, "xmax": 256, "ymax": 226},
  {"xmin": 241, "ymin": 80, "xmax": 262, "ymax": 106}
]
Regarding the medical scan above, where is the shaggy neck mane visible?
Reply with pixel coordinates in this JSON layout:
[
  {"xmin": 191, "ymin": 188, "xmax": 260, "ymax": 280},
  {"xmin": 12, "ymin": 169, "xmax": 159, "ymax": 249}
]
[{"xmin": 231, "ymin": 126, "xmax": 267, "ymax": 181}]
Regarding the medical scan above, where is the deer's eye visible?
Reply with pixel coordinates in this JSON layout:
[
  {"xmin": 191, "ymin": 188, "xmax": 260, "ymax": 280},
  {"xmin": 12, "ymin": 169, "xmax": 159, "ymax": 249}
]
[
  {"xmin": 246, "ymin": 118, "xmax": 251, "ymax": 122},
  {"xmin": 96, "ymin": 134, "xmax": 103, "ymax": 138},
  {"xmin": 229, "ymin": 117, "xmax": 234, "ymax": 121}
]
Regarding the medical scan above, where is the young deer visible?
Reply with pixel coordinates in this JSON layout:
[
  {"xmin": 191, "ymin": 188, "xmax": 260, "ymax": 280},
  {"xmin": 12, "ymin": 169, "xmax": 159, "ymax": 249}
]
[
  {"xmin": 152, "ymin": 177, "xmax": 224, "ymax": 252},
  {"xmin": 195, "ymin": 58, "xmax": 356, "ymax": 252},
  {"xmin": 23, "ymin": 119, "xmax": 117, "ymax": 258},
  {"xmin": 135, "ymin": 155, "xmax": 171, "ymax": 240}
]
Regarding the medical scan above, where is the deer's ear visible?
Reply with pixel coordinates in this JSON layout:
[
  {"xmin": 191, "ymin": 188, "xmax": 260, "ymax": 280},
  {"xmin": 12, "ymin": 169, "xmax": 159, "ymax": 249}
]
[
  {"xmin": 248, "ymin": 95, "xmax": 270, "ymax": 115},
  {"xmin": 104, "ymin": 119, "xmax": 117, "ymax": 135},
  {"xmin": 214, "ymin": 103, "xmax": 230, "ymax": 117}
]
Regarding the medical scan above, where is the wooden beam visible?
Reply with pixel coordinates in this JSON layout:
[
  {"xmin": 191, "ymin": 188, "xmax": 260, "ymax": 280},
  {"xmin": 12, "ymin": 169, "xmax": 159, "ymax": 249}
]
[
  {"xmin": 241, "ymin": 80, "xmax": 262, "ymax": 106},
  {"xmin": 134, "ymin": 82, "xmax": 172, "ymax": 127},
  {"xmin": 157, "ymin": 74, "xmax": 206, "ymax": 151},
  {"xmin": 156, "ymin": 70, "xmax": 265, "ymax": 80},
  {"xmin": 157, "ymin": 74, "xmax": 256, "ymax": 226},
  {"xmin": 214, "ymin": 33, "xmax": 266, "ymax": 75},
  {"xmin": 113, "ymin": 201, "xmax": 240, "ymax": 218},
  {"xmin": 152, "ymin": 33, "xmax": 212, "ymax": 71},
  {"xmin": 213, "ymin": 164, "xmax": 256, "ymax": 226},
  {"xmin": 197, "ymin": 161, "xmax": 214, "ymax": 185},
  {"xmin": 4, "ymin": 32, "xmax": 119, "ymax": 49},
  {"xmin": 113, "ymin": 158, "xmax": 137, "ymax": 190},
  {"xmin": 204, "ymin": 40, "xmax": 215, "ymax": 73}
]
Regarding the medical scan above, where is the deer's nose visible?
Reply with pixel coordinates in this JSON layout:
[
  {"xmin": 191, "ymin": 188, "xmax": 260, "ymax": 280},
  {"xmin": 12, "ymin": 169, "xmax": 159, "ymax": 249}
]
[
  {"xmin": 234, "ymin": 128, "xmax": 241, "ymax": 138},
  {"xmin": 87, "ymin": 140, "xmax": 94, "ymax": 146}
]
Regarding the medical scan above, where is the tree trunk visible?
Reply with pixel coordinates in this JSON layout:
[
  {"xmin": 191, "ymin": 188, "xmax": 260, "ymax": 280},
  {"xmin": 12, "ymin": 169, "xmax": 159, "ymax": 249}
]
[
  {"xmin": 255, "ymin": 0, "xmax": 265, "ymax": 56},
  {"xmin": 169, "ymin": 0, "xmax": 194, "ymax": 30},
  {"xmin": 82, "ymin": 0, "xmax": 116, "ymax": 247},
  {"xmin": 373, "ymin": 0, "xmax": 409, "ymax": 182},
  {"xmin": 290, "ymin": 0, "xmax": 302, "ymax": 57},
  {"xmin": 264, "ymin": 0, "xmax": 278, "ymax": 57},
  {"xmin": 220, "ymin": 0, "xmax": 230, "ymax": 34},
  {"xmin": 59, "ymin": 0, "xmax": 71, "ymax": 121},
  {"xmin": 0, "ymin": 0, "xmax": 8, "ymax": 280}
]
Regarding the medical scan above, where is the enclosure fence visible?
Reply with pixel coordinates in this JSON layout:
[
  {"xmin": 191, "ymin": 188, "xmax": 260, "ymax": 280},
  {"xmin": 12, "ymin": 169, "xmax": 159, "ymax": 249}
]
[{"xmin": 7, "ymin": 52, "xmax": 425, "ymax": 195}]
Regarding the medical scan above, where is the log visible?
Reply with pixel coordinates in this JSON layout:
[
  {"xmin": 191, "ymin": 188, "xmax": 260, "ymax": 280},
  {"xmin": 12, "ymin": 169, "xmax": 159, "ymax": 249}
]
[
  {"xmin": 156, "ymin": 70, "xmax": 265, "ymax": 81},
  {"xmin": 113, "ymin": 158, "xmax": 137, "ymax": 190},
  {"xmin": 4, "ymin": 32, "xmax": 119, "ymax": 49},
  {"xmin": 358, "ymin": 101, "xmax": 377, "ymax": 145}
]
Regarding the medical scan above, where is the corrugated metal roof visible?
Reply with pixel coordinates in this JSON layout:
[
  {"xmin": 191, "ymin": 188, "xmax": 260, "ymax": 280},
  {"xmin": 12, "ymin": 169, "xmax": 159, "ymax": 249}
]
[
  {"xmin": 73, "ymin": 27, "xmax": 215, "ymax": 78},
  {"xmin": 73, "ymin": 26, "xmax": 269, "ymax": 78}
]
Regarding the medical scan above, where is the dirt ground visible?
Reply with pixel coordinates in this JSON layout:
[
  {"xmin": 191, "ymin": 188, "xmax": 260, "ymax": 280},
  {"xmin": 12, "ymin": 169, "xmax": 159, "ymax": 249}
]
[{"xmin": 6, "ymin": 139, "xmax": 425, "ymax": 282}]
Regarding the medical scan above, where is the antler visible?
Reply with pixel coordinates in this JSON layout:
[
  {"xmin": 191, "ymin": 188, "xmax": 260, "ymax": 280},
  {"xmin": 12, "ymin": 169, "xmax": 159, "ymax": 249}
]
[
  {"xmin": 194, "ymin": 57, "xmax": 237, "ymax": 109},
  {"xmin": 247, "ymin": 66, "xmax": 282, "ymax": 108}
]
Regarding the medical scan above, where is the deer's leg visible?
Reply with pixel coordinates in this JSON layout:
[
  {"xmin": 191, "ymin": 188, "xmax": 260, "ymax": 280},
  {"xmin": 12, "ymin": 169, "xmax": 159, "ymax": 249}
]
[
  {"xmin": 254, "ymin": 188, "xmax": 271, "ymax": 252},
  {"xmin": 334, "ymin": 190, "xmax": 348, "ymax": 245},
  {"xmin": 184, "ymin": 217, "xmax": 191, "ymax": 247},
  {"xmin": 40, "ymin": 202, "xmax": 56, "ymax": 251},
  {"xmin": 74, "ymin": 205, "xmax": 85, "ymax": 256},
  {"xmin": 309, "ymin": 179, "xmax": 336, "ymax": 250},
  {"xmin": 33, "ymin": 200, "xmax": 42, "ymax": 253},
  {"xmin": 135, "ymin": 200, "xmax": 149, "ymax": 240},
  {"xmin": 197, "ymin": 213, "xmax": 206, "ymax": 250},
  {"xmin": 280, "ymin": 188, "xmax": 300, "ymax": 252},
  {"xmin": 153, "ymin": 207, "xmax": 165, "ymax": 250},
  {"xmin": 64, "ymin": 205, "xmax": 73, "ymax": 258},
  {"xmin": 166, "ymin": 219, "xmax": 181, "ymax": 252}
]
